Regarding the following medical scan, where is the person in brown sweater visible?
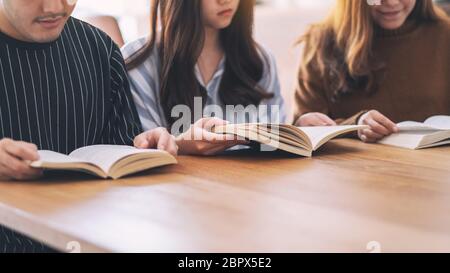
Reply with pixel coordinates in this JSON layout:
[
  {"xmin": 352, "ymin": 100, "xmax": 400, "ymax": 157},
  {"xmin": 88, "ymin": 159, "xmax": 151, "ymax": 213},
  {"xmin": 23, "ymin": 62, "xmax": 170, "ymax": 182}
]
[{"xmin": 294, "ymin": 0, "xmax": 450, "ymax": 143}]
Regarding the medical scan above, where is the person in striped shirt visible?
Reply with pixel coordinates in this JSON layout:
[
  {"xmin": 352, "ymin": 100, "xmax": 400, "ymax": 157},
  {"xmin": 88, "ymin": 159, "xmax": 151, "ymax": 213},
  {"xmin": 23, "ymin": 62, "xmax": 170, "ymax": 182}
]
[
  {"xmin": 123, "ymin": 0, "xmax": 286, "ymax": 156},
  {"xmin": 0, "ymin": 0, "xmax": 177, "ymax": 252}
]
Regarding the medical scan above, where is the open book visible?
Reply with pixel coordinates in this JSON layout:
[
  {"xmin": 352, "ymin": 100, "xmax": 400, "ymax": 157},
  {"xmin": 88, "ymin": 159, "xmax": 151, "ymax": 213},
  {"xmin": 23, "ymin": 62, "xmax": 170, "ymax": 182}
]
[
  {"xmin": 31, "ymin": 145, "xmax": 177, "ymax": 179},
  {"xmin": 213, "ymin": 124, "xmax": 367, "ymax": 157},
  {"xmin": 379, "ymin": 115, "xmax": 450, "ymax": 150}
]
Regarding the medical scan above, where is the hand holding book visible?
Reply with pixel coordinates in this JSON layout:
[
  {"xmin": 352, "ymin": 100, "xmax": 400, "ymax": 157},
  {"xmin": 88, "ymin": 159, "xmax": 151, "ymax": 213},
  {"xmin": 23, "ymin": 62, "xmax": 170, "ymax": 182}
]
[
  {"xmin": 175, "ymin": 117, "xmax": 250, "ymax": 156},
  {"xmin": 0, "ymin": 139, "xmax": 43, "ymax": 181},
  {"xmin": 0, "ymin": 127, "xmax": 179, "ymax": 181},
  {"xmin": 357, "ymin": 110, "xmax": 400, "ymax": 143},
  {"xmin": 31, "ymin": 145, "xmax": 177, "ymax": 180},
  {"xmin": 134, "ymin": 127, "xmax": 178, "ymax": 156}
]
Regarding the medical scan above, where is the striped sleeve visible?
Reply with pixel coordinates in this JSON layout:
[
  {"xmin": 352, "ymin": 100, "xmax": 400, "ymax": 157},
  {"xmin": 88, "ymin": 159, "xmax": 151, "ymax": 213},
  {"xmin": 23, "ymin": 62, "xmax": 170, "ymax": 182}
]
[
  {"xmin": 121, "ymin": 39, "xmax": 166, "ymax": 131},
  {"xmin": 102, "ymin": 44, "xmax": 142, "ymax": 145}
]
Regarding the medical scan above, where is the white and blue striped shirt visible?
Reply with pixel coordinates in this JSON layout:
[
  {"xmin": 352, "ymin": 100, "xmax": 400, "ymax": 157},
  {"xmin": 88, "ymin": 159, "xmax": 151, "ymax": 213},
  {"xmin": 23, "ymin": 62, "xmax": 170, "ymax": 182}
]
[{"xmin": 121, "ymin": 37, "xmax": 286, "ymax": 132}]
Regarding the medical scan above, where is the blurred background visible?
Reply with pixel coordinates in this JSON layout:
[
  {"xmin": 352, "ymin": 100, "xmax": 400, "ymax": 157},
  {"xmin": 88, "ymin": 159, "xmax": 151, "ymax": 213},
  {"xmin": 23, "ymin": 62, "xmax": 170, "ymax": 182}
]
[
  {"xmin": 73, "ymin": 0, "xmax": 450, "ymax": 122},
  {"xmin": 74, "ymin": 0, "xmax": 334, "ymax": 43}
]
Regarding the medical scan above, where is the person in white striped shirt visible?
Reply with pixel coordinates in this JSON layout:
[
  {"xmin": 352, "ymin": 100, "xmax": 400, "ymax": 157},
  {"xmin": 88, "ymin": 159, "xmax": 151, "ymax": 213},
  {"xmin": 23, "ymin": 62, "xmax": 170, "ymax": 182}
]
[
  {"xmin": 122, "ymin": 0, "xmax": 286, "ymax": 156},
  {"xmin": 0, "ymin": 0, "xmax": 177, "ymax": 252}
]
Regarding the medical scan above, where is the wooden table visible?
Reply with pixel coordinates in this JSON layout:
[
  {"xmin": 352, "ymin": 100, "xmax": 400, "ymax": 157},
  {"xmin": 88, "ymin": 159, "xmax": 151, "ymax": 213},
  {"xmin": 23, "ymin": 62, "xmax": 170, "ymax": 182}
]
[{"xmin": 0, "ymin": 139, "xmax": 449, "ymax": 253}]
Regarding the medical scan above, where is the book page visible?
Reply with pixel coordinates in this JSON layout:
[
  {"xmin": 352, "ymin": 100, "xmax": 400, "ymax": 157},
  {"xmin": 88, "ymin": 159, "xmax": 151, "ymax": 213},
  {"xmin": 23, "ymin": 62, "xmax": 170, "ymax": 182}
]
[
  {"xmin": 424, "ymin": 116, "xmax": 450, "ymax": 130},
  {"xmin": 33, "ymin": 150, "xmax": 91, "ymax": 165},
  {"xmin": 397, "ymin": 121, "xmax": 442, "ymax": 131},
  {"xmin": 69, "ymin": 145, "xmax": 164, "ymax": 173},
  {"xmin": 299, "ymin": 125, "xmax": 365, "ymax": 150},
  {"xmin": 420, "ymin": 139, "xmax": 450, "ymax": 149},
  {"xmin": 378, "ymin": 132, "xmax": 429, "ymax": 149}
]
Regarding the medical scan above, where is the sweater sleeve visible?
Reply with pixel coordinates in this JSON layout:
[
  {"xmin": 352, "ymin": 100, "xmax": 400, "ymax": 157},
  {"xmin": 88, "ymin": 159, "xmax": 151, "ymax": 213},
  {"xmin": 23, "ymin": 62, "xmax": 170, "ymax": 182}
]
[
  {"xmin": 337, "ymin": 110, "xmax": 369, "ymax": 125},
  {"xmin": 293, "ymin": 60, "xmax": 331, "ymax": 123},
  {"xmin": 293, "ymin": 53, "xmax": 368, "ymax": 126}
]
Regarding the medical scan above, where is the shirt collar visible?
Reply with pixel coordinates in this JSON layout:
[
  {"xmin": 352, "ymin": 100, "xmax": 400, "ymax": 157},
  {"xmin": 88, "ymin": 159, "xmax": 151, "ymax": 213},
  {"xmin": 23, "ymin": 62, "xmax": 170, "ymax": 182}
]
[{"xmin": 195, "ymin": 56, "xmax": 226, "ymax": 90}]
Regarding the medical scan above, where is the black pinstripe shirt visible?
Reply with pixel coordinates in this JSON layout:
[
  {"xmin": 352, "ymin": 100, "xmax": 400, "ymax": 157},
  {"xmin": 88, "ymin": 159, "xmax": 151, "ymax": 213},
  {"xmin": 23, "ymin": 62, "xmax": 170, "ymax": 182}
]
[
  {"xmin": 0, "ymin": 17, "xmax": 143, "ymax": 253},
  {"xmin": 0, "ymin": 17, "xmax": 142, "ymax": 154}
]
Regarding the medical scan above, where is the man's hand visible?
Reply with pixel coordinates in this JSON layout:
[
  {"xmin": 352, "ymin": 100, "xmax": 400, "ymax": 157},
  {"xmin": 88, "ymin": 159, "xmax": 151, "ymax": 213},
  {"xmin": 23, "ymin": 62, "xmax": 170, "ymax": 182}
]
[
  {"xmin": 134, "ymin": 127, "xmax": 178, "ymax": 156},
  {"xmin": 0, "ymin": 138, "xmax": 43, "ymax": 181}
]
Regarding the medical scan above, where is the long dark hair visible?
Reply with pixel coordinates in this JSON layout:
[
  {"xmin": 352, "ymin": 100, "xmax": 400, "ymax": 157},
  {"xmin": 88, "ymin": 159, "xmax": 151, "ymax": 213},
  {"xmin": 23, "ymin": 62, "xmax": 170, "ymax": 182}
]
[{"xmin": 126, "ymin": 0, "xmax": 274, "ymax": 125}]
